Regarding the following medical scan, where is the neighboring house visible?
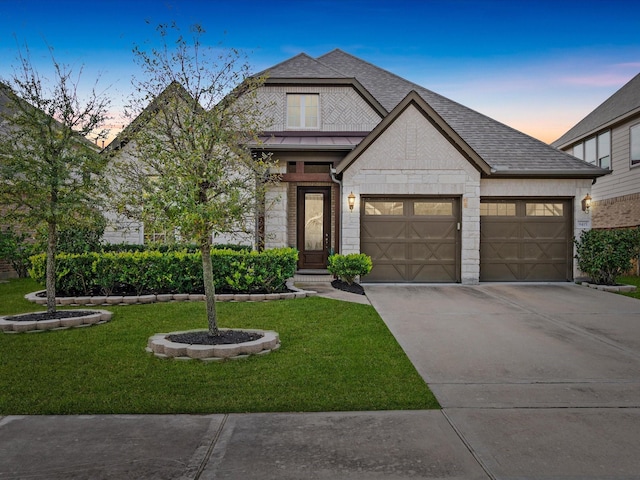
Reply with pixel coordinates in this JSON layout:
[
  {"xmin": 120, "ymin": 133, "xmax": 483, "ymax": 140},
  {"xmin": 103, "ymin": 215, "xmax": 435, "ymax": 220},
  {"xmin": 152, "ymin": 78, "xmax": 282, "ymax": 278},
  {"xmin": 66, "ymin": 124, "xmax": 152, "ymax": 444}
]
[
  {"xmin": 108, "ymin": 49, "xmax": 608, "ymax": 283},
  {"xmin": 552, "ymin": 72, "xmax": 640, "ymax": 231}
]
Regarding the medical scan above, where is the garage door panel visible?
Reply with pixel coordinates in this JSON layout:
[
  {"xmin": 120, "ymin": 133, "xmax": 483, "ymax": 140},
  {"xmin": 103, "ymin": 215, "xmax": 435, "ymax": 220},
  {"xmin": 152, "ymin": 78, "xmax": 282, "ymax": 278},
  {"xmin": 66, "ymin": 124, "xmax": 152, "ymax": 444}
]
[
  {"xmin": 521, "ymin": 223, "xmax": 567, "ymax": 240},
  {"xmin": 480, "ymin": 199, "xmax": 571, "ymax": 282},
  {"xmin": 361, "ymin": 197, "xmax": 460, "ymax": 283},
  {"xmin": 409, "ymin": 221, "xmax": 456, "ymax": 240},
  {"xmin": 411, "ymin": 243, "xmax": 456, "ymax": 262},
  {"xmin": 523, "ymin": 242, "xmax": 567, "ymax": 260},
  {"xmin": 477, "ymin": 264, "xmax": 520, "ymax": 282},
  {"xmin": 411, "ymin": 264, "xmax": 457, "ymax": 282},
  {"xmin": 480, "ymin": 242, "xmax": 520, "ymax": 260},
  {"xmin": 481, "ymin": 223, "xmax": 519, "ymax": 239},
  {"xmin": 361, "ymin": 242, "xmax": 407, "ymax": 262},
  {"xmin": 362, "ymin": 222, "xmax": 405, "ymax": 240},
  {"xmin": 524, "ymin": 263, "xmax": 566, "ymax": 281},
  {"xmin": 365, "ymin": 263, "xmax": 406, "ymax": 282}
]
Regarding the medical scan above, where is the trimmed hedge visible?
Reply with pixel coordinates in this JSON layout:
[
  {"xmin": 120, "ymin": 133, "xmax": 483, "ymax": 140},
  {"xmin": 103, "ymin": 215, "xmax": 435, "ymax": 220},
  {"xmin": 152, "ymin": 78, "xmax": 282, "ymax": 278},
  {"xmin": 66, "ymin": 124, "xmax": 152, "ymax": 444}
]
[
  {"xmin": 99, "ymin": 243, "xmax": 251, "ymax": 253},
  {"xmin": 29, "ymin": 247, "xmax": 298, "ymax": 296}
]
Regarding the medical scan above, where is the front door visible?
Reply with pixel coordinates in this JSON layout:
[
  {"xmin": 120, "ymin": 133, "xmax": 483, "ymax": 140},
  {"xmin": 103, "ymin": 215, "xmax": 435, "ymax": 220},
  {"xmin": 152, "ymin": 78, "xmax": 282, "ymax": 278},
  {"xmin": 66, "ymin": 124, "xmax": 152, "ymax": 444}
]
[{"xmin": 297, "ymin": 186, "xmax": 331, "ymax": 269}]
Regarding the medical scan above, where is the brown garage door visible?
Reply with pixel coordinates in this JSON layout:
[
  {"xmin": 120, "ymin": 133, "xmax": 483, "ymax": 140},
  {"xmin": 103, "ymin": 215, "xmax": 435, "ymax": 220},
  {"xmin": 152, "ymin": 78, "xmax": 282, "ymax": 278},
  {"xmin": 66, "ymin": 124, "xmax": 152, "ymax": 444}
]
[
  {"xmin": 480, "ymin": 199, "xmax": 572, "ymax": 281},
  {"xmin": 361, "ymin": 197, "xmax": 460, "ymax": 282}
]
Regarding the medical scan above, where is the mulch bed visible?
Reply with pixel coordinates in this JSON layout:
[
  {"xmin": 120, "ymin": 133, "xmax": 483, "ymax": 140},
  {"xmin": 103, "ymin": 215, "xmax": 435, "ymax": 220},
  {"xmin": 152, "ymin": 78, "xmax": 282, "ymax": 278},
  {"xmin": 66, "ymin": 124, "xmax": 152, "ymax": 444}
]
[
  {"xmin": 6, "ymin": 311, "xmax": 95, "ymax": 322},
  {"xmin": 331, "ymin": 279, "xmax": 365, "ymax": 295},
  {"xmin": 168, "ymin": 330, "xmax": 264, "ymax": 345}
]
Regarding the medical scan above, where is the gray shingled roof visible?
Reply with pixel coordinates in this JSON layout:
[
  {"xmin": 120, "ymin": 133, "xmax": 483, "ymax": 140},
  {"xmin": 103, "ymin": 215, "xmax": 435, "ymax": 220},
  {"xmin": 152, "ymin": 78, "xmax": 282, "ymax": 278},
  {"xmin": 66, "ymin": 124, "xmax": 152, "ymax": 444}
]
[
  {"xmin": 552, "ymin": 72, "xmax": 640, "ymax": 148},
  {"xmin": 265, "ymin": 49, "xmax": 606, "ymax": 177},
  {"xmin": 261, "ymin": 53, "xmax": 348, "ymax": 79}
]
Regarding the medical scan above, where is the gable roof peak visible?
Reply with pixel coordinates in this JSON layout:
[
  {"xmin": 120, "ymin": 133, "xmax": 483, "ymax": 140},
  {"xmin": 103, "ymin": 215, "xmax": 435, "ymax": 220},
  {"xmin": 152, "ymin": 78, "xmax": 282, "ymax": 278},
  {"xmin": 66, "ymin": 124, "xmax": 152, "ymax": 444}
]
[{"xmin": 259, "ymin": 52, "xmax": 347, "ymax": 79}]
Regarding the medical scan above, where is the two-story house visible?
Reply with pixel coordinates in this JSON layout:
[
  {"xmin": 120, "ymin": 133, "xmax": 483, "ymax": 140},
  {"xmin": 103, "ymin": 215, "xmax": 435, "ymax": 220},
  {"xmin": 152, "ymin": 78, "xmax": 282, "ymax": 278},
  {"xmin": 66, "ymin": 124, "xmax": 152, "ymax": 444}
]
[
  {"xmin": 107, "ymin": 49, "xmax": 608, "ymax": 284},
  {"xmin": 552, "ymin": 72, "xmax": 640, "ymax": 232}
]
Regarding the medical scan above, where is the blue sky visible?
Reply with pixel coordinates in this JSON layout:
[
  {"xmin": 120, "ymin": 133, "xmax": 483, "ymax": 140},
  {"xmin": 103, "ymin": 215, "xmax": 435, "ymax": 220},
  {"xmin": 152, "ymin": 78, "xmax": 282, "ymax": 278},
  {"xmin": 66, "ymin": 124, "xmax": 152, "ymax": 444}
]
[{"xmin": 1, "ymin": 0, "xmax": 639, "ymax": 143}]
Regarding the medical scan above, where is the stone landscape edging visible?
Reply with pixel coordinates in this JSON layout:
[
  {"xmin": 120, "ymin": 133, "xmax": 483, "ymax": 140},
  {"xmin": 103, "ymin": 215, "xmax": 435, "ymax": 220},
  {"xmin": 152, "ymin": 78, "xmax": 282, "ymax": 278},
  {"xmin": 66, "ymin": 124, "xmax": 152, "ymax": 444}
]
[
  {"xmin": 24, "ymin": 279, "xmax": 316, "ymax": 306},
  {"xmin": 579, "ymin": 281, "xmax": 637, "ymax": 293},
  {"xmin": 146, "ymin": 328, "xmax": 280, "ymax": 362},
  {"xmin": 0, "ymin": 309, "xmax": 113, "ymax": 333}
]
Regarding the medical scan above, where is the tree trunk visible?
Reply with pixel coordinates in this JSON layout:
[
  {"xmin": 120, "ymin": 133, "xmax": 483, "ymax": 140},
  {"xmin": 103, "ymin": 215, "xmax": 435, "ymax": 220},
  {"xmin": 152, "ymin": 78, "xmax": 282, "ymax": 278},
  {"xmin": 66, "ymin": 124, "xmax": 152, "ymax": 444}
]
[
  {"xmin": 46, "ymin": 221, "xmax": 57, "ymax": 314},
  {"xmin": 200, "ymin": 237, "xmax": 219, "ymax": 336}
]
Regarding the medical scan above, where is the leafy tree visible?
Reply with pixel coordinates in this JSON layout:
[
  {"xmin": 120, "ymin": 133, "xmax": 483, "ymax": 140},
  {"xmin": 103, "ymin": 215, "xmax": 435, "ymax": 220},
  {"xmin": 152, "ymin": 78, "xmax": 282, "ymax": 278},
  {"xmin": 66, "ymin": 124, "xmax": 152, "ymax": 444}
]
[
  {"xmin": 0, "ymin": 46, "xmax": 110, "ymax": 312},
  {"xmin": 108, "ymin": 23, "xmax": 276, "ymax": 336},
  {"xmin": 33, "ymin": 207, "xmax": 106, "ymax": 254}
]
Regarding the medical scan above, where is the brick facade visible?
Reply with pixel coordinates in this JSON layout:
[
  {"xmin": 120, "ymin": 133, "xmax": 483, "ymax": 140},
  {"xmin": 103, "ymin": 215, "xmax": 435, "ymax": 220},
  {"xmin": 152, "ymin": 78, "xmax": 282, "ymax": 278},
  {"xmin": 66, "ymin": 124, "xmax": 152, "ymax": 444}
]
[
  {"xmin": 0, "ymin": 259, "xmax": 17, "ymax": 280},
  {"xmin": 591, "ymin": 193, "xmax": 640, "ymax": 229}
]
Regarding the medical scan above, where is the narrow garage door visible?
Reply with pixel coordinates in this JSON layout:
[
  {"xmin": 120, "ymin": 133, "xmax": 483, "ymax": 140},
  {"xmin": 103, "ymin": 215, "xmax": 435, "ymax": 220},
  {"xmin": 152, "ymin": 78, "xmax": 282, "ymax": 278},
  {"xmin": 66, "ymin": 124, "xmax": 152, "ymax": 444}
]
[
  {"xmin": 361, "ymin": 197, "xmax": 460, "ymax": 282},
  {"xmin": 480, "ymin": 199, "xmax": 572, "ymax": 281}
]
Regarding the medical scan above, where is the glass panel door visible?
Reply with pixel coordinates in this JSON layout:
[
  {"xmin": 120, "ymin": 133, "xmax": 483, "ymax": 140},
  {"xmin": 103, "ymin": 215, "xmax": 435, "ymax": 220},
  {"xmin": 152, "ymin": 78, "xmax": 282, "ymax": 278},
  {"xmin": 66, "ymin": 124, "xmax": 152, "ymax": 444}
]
[
  {"xmin": 304, "ymin": 193, "xmax": 324, "ymax": 250},
  {"xmin": 297, "ymin": 187, "xmax": 331, "ymax": 269}
]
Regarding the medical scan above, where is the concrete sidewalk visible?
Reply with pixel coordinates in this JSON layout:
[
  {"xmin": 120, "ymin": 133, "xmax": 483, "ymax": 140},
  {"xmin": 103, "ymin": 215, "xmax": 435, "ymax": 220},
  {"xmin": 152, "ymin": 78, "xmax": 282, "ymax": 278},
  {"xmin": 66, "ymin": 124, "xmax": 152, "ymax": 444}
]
[{"xmin": 0, "ymin": 411, "xmax": 487, "ymax": 479}]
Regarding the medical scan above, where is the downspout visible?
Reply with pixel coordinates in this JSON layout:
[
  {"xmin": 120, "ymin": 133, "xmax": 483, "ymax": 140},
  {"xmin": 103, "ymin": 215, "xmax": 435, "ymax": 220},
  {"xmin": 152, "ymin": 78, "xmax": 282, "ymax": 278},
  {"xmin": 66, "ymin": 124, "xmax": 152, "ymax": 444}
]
[{"xmin": 330, "ymin": 167, "xmax": 342, "ymax": 254}]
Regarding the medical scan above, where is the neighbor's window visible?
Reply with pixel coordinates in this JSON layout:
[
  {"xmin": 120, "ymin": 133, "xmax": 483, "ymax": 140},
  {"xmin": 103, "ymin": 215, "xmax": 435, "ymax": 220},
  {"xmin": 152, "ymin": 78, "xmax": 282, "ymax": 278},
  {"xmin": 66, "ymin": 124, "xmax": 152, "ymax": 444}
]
[
  {"xmin": 526, "ymin": 203, "xmax": 563, "ymax": 216},
  {"xmin": 571, "ymin": 130, "xmax": 611, "ymax": 169},
  {"xmin": 573, "ymin": 143, "xmax": 584, "ymax": 160},
  {"xmin": 480, "ymin": 202, "xmax": 516, "ymax": 216},
  {"xmin": 631, "ymin": 124, "xmax": 640, "ymax": 166},
  {"xmin": 598, "ymin": 132, "xmax": 611, "ymax": 169},
  {"xmin": 287, "ymin": 94, "xmax": 319, "ymax": 128},
  {"xmin": 364, "ymin": 201, "xmax": 404, "ymax": 216}
]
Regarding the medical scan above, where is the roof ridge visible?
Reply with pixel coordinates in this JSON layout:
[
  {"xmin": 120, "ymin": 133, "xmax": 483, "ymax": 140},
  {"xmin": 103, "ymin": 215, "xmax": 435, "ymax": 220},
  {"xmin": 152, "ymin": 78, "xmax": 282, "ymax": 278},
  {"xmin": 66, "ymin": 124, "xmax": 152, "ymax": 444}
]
[{"xmin": 552, "ymin": 71, "xmax": 640, "ymax": 146}]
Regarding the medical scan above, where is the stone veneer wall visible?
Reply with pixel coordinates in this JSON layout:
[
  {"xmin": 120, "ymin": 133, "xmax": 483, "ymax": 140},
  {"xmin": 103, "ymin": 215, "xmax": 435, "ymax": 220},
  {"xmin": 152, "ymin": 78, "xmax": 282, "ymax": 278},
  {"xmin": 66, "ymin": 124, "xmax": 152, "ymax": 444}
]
[
  {"xmin": 257, "ymin": 85, "xmax": 381, "ymax": 132},
  {"xmin": 340, "ymin": 104, "xmax": 481, "ymax": 284}
]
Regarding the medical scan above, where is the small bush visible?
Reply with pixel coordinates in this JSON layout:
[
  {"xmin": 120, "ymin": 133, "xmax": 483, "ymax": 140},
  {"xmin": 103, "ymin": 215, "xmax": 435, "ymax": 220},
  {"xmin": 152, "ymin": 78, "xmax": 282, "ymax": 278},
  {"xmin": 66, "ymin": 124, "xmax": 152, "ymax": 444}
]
[
  {"xmin": 29, "ymin": 247, "xmax": 298, "ymax": 296},
  {"xmin": 328, "ymin": 253, "xmax": 373, "ymax": 285},
  {"xmin": 0, "ymin": 228, "xmax": 36, "ymax": 278},
  {"xmin": 575, "ymin": 227, "xmax": 640, "ymax": 285}
]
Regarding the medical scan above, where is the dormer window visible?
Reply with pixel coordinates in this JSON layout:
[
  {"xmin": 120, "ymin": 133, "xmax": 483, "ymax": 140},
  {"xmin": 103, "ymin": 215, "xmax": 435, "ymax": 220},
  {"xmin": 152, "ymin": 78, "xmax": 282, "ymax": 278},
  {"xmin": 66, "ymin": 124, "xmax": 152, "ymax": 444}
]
[{"xmin": 287, "ymin": 94, "xmax": 319, "ymax": 129}]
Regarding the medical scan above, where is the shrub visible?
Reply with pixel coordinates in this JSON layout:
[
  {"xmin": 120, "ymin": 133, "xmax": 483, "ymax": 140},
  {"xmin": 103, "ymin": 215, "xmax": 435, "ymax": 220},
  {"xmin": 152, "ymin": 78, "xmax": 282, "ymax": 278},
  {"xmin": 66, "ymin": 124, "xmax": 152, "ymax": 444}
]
[
  {"xmin": 29, "ymin": 253, "xmax": 99, "ymax": 296},
  {"xmin": 575, "ymin": 227, "xmax": 640, "ymax": 285},
  {"xmin": 328, "ymin": 253, "xmax": 373, "ymax": 285},
  {"xmin": 0, "ymin": 228, "xmax": 36, "ymax": 278},
  {"xmin": 29, "ymin": 247, "xmax": 298, "ymax": 296}
]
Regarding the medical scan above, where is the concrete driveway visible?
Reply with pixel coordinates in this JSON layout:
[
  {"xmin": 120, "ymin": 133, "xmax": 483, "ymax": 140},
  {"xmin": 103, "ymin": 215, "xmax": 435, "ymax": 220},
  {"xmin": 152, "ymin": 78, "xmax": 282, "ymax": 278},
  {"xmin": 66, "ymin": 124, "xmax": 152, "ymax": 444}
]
[{"xmin": 366, "ymin": 283, "xmax": 640, "ymax": 479}]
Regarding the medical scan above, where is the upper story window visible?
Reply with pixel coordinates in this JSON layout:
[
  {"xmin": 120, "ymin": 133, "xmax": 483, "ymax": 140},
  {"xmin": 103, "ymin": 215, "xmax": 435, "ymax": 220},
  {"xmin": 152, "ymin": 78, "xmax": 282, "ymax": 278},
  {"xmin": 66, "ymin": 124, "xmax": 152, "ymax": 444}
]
[
  {"xmin": 572, "ymin": 130, "xmax": 611, "ymax": 169},
  {"xmin": 287, "ymin": 94, "xmax": 319, "ymax": 129},
  {"xmin": 631, "ymin": 124, "xmax": 640, "ymax": 166}
]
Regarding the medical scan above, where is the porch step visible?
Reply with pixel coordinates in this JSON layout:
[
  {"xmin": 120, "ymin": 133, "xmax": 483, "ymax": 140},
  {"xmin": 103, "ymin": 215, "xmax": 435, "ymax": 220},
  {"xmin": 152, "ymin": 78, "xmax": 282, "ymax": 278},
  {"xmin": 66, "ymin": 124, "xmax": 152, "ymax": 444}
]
[{"xmin": 294, "ymin": 270, "xmax": 333, "ymax": 283}]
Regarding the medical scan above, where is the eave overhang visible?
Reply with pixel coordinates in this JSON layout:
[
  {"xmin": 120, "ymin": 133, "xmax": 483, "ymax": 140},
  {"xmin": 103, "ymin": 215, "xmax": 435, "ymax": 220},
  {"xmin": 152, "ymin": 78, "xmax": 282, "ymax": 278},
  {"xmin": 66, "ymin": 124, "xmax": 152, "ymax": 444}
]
[{"xmin": 553, "ymin": 105, "xmax": 640, "ymax": 150}]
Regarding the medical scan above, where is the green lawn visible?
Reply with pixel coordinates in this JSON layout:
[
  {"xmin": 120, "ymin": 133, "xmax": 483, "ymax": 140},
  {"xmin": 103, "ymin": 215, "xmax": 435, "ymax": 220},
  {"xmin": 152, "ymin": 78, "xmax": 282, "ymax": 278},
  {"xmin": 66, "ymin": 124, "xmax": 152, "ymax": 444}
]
[
  {"xmin": 619, "ymin": 275, "xmax": 640, "ymax": 300},
  {"xmin": 0, "ymin": 278, "xmax": 438, "ymax": 414}
]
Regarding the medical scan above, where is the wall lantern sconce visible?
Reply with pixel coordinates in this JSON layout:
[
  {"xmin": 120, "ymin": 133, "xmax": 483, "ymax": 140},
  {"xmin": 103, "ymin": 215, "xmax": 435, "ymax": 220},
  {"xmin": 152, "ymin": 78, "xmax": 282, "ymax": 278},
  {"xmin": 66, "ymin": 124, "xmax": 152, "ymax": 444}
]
[
  {"xmin": 581, "ymin": 194, "xmax": 592, "ymax": 213},
  {"xmin": 347, "ymin": 192, "xmax": 356, "ymax": 212}
]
